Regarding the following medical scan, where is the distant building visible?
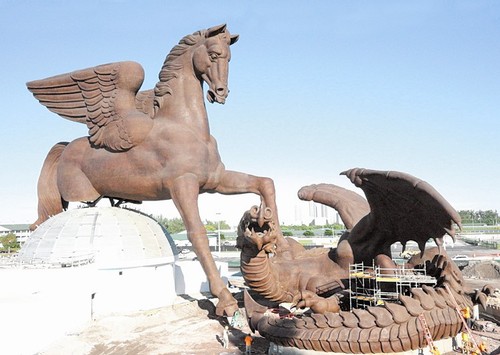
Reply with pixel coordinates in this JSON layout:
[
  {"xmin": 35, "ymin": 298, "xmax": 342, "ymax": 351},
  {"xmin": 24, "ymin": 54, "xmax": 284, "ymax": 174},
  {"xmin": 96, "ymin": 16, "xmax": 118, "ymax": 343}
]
[
  {"xmin": 171, "ymin": 229, "xmax": 237, "ymax": 249},
  {"xmin": 293, "ymin": 201, "xmax": 340, "ymax": 226},
  {"xmin": 0, "ymin": 224, "xmax": 31, "ymax": 244}
]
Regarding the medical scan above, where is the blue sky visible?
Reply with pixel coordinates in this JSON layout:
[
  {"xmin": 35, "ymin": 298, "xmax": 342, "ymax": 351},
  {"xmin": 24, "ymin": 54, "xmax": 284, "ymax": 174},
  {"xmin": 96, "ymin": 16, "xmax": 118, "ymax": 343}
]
[{"xmin": 1, "ymin": 1, "xmax": 499, "ymax": 226}]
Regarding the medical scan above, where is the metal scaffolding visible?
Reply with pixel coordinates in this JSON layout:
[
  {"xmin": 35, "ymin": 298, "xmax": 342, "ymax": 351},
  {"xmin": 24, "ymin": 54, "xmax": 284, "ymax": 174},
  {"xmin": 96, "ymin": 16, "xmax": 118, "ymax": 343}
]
[{"xmin": 349, "ymin": 262, "xmax": 436, "ymax": 310}]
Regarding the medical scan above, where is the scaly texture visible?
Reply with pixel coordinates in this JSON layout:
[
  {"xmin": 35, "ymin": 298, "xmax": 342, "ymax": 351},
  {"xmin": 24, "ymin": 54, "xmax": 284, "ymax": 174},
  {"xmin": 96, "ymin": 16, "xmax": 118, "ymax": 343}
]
[
  {"xmin": 238, "ymin": 169, "xmax": 491, "ymax": 352},
  {"xmin": 243, "ymin": 247, "xmax": 475, "ymax": 353}
]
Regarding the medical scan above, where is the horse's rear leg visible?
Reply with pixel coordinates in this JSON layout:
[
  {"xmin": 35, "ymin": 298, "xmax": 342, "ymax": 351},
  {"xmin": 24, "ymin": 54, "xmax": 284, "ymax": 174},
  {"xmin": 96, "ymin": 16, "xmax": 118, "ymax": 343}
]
[
  {"xmin": 170, "ymin": 174, "xmax": 238, "ymax": 316},
  {"xmin": 30, "ymin": 142, "xmax": 69, "ymax": 230}
]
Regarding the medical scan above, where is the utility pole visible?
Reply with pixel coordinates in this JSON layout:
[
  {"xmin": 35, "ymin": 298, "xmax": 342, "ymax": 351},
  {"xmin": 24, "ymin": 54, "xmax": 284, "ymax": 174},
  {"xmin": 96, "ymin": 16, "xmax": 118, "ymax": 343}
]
[{"xmin": 216, "ymin": 212, "xmax": 221, "ymax": 256}]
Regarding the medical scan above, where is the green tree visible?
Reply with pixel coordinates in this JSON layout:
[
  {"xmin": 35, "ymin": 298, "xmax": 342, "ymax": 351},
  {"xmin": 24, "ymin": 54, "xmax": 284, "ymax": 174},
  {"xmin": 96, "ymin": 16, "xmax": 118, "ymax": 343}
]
[
  {"xmin": 0, "ymin": 233, "xmax": 20, "ymax": 252},
  {"xmin": 458, "ymin": 210, "xmax": 499, "ymax": 225},
  {"xmin": 154, "ymin": 216, "xmax": 185, "ymax": 234},
  {"xmin": 303, "ymin": 230, "xmax": 314, "ymax": 237},
  {"xmin": 324, "ymin": 229, "xmax": 333, "ymax": 236},
  {"xmin": 204, "ymin": 220, "xmax": 230, "ymax": 231},
  {"xmin": 153, "ymin": 215, "xmax": 232, "ymax": 234}
]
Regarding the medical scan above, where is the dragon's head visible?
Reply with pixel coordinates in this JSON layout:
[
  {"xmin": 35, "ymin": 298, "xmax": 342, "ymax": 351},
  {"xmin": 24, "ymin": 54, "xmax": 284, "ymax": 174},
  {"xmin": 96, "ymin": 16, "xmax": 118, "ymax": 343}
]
[{"xmin": 236, "ymin": 205, "xmax": 278, "ymax": 254}]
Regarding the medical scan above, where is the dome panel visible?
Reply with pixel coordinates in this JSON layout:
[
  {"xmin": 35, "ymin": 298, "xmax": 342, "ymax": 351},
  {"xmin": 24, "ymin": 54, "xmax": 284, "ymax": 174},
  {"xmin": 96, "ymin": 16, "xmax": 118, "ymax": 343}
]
[{"xmin": 18, "ymin": 207, "xmax": 178, "ymax": 268}]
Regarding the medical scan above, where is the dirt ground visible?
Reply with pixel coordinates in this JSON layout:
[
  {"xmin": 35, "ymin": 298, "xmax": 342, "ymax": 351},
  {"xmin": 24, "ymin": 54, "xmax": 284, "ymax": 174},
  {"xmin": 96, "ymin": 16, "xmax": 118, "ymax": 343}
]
[
  {"xmin": 462, "ymin": 261, "xmax": 500, "ymax": 280},
  {"xmin": 40, "ymin": 264, "xmax": 500, "ymax": 355},
  {"xmin": 449, "ymin": 263, "xmax": 500, "ymax": 355},
  {"xmin": 40, "ymin": 292, "xmax": 270, "ymax": 355}
]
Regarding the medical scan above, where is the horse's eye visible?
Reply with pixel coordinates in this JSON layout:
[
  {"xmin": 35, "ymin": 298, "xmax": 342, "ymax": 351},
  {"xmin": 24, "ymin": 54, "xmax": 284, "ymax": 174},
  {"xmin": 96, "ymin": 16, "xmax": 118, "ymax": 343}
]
[{"xmin": 210, "ymin": 53, "xmax": 218, "ymax": 61}]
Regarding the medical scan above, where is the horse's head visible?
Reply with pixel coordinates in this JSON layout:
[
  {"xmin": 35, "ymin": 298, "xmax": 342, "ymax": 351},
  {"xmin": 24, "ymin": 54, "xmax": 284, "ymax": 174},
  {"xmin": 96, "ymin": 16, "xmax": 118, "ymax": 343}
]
[
  {"xmin": 193, "ymin": 24, "xmax": 239, "ymax": 104},
  {"xmin": 154, "ymin": 24, "xmax": 239, "ymax": 110}
]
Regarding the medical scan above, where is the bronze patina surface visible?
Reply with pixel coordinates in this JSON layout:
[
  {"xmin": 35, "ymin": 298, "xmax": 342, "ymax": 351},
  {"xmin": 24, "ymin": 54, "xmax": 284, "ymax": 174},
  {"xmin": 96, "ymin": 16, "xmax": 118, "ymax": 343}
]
[
  {"xmin": 27, "ymin": 25, "xmax": 280, "ymax": 316},
  {"xmin": 239, "ymin": 168, "xmax": 493, "ymax": 353}
]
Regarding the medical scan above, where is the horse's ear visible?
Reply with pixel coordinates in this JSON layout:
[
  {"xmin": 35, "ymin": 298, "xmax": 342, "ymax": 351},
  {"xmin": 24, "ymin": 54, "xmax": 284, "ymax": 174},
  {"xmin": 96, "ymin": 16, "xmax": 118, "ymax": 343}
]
[
  {"xmin": 206, "ymin": 24, "xmax": 227, "ymax": 38},
  {"xmin": 230, "ymin": 34, "xmax": 239, "ymax": 45}
]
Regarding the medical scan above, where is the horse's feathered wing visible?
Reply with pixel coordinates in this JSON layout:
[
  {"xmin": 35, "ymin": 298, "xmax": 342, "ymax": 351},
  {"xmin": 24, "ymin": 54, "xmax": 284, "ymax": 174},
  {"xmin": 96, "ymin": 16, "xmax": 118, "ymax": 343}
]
[
  {"xmin": 27, "ymin": 61, "xmax": 152, "ymax": 151},
  {"xmin": 135, "ymin": 89, "xmax": 155, "ymax": 118}
]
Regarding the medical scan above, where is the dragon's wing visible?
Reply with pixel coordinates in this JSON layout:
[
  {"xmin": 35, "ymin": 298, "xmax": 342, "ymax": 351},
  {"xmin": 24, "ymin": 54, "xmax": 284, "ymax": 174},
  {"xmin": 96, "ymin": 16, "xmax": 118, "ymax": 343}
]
[
  {"xmin": 27, "ymin": 61, "xmax": 150, "ymax": 151},
  {"xmin": 342, "ymin": 168, "xmax": 462, "ymax": 257},
  {"xmin": 298, "ymin": 183, "xmax": 370, "ymax": 229}
]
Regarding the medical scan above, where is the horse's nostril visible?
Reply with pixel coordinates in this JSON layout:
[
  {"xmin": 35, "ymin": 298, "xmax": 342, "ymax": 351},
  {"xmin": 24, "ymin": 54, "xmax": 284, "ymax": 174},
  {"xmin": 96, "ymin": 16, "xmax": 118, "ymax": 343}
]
[{"xmin": 217, "ymin": 87, "xmax": 225, "ymax": 93}]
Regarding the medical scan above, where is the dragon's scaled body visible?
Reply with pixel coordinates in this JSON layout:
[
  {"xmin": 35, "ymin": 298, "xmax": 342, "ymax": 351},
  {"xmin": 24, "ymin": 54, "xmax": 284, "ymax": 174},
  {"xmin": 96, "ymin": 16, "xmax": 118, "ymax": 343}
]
[{"xmin": 237, "ymin": 168, "xmax": 492, "ymax": 353}]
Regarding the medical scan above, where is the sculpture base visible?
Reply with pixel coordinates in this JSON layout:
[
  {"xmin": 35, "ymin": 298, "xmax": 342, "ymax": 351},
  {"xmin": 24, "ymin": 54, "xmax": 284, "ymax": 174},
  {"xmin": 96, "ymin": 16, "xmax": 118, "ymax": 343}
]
[{"xmin": 268, "ymin": 336, "xmax": 454, "ymax": 355}]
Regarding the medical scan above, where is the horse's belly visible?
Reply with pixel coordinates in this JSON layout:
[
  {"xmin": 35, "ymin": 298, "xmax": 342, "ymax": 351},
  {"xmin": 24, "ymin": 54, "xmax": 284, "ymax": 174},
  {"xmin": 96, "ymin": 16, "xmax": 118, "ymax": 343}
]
[
  {"xmin": 57, "ymin": 136, "xmax": 224, "ymax": 202},
  {"xmin": 84, "ymin": 162, "xmax": 168, "ymax": 201},
  {"xmin": 58, "ymin": 141, "xmax": 167, "ymax": 201}
]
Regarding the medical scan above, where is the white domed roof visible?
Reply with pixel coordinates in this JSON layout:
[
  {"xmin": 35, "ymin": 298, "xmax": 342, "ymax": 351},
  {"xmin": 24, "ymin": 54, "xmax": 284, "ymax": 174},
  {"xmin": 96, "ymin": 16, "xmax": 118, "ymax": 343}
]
[{"xmin": 18, "ymin": 207, "xmax": 178, "ymax": 268}]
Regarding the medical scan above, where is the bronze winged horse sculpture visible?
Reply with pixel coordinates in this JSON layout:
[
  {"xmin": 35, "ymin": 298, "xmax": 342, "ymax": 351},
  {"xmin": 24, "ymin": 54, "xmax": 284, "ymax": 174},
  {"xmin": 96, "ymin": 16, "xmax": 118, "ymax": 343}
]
[{"xmin": 27, "ymin": 24, "xmax": 279, "ymax": 316}]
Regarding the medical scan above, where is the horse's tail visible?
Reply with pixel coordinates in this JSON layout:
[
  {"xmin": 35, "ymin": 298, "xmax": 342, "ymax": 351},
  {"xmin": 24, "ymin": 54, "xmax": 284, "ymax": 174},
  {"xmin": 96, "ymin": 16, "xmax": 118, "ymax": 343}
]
[{"xmin": 30, "ymin": 142, "xmax": 69, "ymax": 231}]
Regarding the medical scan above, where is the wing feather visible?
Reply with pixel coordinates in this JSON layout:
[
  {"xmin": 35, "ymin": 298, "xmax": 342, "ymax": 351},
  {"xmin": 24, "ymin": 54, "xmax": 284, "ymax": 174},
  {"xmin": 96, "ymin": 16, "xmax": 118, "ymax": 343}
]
[
  {"xmin": 27, "ymin": 61, "xmax": 150, "ymax": 151},
  {"xmin": 28, "ymin": 79, "xmax": 88, "ymax": 122},
  {"xmin": 135, "ymin": 89, "xmax": 155, "ymax": 117}
]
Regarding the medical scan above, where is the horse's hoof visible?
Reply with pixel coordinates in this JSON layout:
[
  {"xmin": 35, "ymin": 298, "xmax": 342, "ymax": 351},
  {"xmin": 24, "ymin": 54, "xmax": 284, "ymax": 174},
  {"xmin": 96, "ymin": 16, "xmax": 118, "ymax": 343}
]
[
  {"xmin": 216, "ymin": 300, "xmax": 239, "ymax": 317},
  {"xmin": 216, "ymin": 289, "xmax": 239, "ymax": 317}
]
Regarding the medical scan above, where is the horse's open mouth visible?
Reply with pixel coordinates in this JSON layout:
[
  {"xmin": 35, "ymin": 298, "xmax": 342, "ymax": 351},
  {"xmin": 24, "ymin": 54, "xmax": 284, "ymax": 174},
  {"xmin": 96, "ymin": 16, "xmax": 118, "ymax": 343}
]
[{"xmin": 207, "ymin": 89, "xmax": 225, "ymax": 104}]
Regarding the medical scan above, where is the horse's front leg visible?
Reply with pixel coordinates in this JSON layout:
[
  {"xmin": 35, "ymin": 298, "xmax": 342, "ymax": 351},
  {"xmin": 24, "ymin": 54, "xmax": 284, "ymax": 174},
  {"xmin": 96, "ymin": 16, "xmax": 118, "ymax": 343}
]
[
  {"xmin": 170, "ymin": 174, "xmax": 238, "ymax": 316},
  {"xmin": 215, "ymin": 170, "xmax": 288, "ymax": 251}
]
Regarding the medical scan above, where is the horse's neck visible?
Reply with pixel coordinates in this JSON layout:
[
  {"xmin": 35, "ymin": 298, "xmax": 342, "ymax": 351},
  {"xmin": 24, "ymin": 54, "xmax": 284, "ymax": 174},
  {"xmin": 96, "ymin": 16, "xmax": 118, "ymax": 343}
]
[{"xmin": 156, "ymin": 72, "xmax": 210, "ymax": 139}]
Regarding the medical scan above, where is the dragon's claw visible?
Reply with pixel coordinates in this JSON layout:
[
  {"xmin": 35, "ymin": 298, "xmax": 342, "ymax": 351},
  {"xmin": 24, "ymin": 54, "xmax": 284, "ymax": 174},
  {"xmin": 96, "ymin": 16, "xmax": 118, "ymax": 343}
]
[
  {"xmin": 292, "ymin": 290, "xmax": 340, "ymax": 314},
  {"xmin": 237, "ymin": 169, "xmax": 494, "ymax": 353}
]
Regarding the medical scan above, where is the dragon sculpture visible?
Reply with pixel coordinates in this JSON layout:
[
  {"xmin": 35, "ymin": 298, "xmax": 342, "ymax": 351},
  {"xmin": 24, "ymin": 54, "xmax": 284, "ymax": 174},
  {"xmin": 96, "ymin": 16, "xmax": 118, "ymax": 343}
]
[{"xmin": 237, "ymin": 168, "xmax": 493, "ymax": 353}]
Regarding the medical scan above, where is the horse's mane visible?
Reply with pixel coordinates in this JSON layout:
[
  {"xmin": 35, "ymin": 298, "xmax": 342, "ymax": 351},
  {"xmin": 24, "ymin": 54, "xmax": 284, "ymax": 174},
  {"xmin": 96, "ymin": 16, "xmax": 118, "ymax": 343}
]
[{"xmin": 153, "ymin": 30, "xmax": 205, "ymax": 109}]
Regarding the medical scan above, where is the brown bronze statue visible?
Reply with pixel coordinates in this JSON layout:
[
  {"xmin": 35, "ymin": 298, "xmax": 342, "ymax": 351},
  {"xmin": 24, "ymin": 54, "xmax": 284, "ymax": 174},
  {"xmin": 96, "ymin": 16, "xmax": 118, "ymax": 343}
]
[
  {"xmin": 27, "ymin": 24, "xmax": 279, "ymax": 316},
  {"xmin": 238, "ymin": 168, "xmax": 493, "ymax": 353}
]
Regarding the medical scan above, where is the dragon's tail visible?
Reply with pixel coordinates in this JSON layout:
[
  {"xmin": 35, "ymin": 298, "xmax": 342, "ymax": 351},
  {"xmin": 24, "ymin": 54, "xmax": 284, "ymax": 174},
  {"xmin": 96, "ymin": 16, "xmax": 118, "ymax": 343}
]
[
  {"xmin": 30, "ymin": 142, "xmax": 69, "ymax": 231},
  {"xmin": 243, "ymin": 249, "xmax": 483, "ymax": 353}
]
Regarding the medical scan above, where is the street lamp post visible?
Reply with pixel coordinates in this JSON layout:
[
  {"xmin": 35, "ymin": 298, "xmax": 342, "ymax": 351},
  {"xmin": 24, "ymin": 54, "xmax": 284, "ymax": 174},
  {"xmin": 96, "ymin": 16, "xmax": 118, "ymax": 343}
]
[{"xmin": 216, "ymin": 212, "xmax": 221, "ymax": 256}]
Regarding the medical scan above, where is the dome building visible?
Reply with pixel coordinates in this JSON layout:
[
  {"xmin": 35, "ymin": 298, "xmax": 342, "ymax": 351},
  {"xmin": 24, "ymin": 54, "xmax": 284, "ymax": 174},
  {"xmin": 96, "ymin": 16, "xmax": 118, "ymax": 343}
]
[
  {"xmin": 3, "ymin": 207, "xmax": 228, "ymax": 354},
  {"xmin": 18, "ymin": 206, "xmax": 178, "ymax": 268}
]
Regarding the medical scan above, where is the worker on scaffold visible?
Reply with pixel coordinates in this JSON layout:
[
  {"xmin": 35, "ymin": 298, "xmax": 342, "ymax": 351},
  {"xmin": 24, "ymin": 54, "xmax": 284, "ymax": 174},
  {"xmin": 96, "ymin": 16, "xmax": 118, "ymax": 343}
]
[
  {"xmin": 430, "ymin": 345, "xmax": 440, "ymax": 355},
  {"xmin": 477, "ymin": 341, "xmax": 487, "ymax": 355},
  {"xmin": 461, "ymin": 306, "xmax": 472, "ymax": 328},
  {"xmin": 461, "ymin": 332, "xmax": 471, "ymax": 354}
]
